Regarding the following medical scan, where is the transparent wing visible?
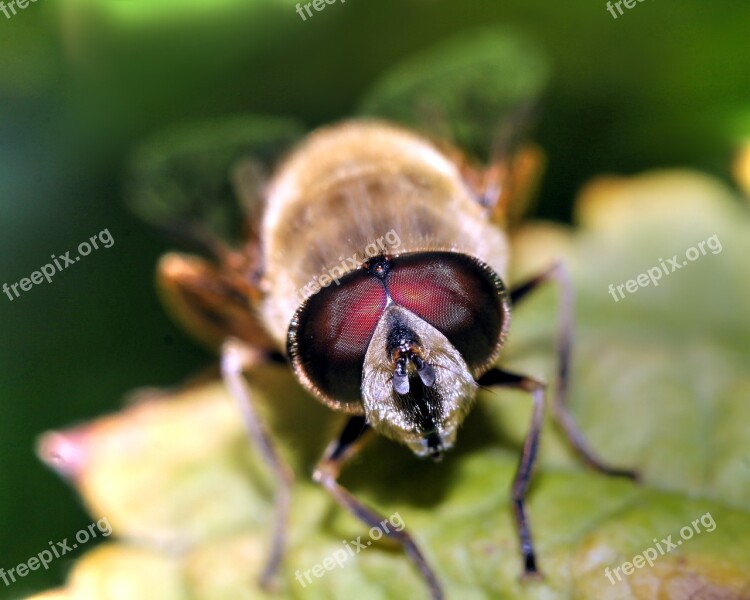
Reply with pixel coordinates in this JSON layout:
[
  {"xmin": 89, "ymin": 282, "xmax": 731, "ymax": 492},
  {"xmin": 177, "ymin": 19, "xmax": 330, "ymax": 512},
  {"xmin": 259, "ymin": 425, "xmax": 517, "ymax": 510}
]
[
  {"xmin": 125, "ymin": 115, "xmax": 305, "ymax": 254},
  {"xmin": 358, "ymin": 27, "xmax": 549, "ymax": 162}
]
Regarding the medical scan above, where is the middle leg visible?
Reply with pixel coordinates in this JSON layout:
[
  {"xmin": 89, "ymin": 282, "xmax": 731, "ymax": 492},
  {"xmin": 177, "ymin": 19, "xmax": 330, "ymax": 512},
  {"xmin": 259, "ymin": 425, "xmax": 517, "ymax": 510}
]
[
  {"xmin": 313, "ymin": 415, "xmax": 444, "ymax": 600},
  {"xmin": 478, "ymin": 368, "xmax": 545, "ymax": 576}
]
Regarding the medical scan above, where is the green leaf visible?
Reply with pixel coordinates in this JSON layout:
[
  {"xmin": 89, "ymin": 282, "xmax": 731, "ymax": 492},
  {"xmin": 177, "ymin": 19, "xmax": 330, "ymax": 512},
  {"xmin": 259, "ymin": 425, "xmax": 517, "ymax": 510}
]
[{"xmin": 31, "ymin": 170, "xmax": 750, "ymax": 599}]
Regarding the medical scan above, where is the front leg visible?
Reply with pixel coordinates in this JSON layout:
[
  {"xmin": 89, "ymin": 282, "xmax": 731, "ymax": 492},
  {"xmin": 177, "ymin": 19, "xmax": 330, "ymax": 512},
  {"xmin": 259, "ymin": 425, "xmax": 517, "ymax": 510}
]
[
  {"xmin": 221, "ymin": 339, "xmax": 294, "ymax": 591},
  {"xmin": 313, "ymin": 416, "xmax": 445, "ymax": 600}
]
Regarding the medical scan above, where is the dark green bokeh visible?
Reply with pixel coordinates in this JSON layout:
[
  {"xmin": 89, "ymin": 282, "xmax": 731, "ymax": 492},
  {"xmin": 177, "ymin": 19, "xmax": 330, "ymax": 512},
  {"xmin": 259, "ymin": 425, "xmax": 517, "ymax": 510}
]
[{"xmin": 1, "ymin": 0, "xmax": 749, "ymax": 596}]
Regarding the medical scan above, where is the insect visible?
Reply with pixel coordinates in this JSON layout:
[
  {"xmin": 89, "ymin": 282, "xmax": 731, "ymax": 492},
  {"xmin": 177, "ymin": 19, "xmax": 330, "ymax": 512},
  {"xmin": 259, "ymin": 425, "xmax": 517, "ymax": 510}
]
[{"xmin": 130, "ymin": 30, "xmax": 637, "ymax": 600}]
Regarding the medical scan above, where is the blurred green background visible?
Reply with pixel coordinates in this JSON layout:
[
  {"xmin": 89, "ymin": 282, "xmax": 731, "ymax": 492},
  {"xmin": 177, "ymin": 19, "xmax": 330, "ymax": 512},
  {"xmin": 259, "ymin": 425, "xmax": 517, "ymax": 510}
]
[{"xmin": 1, "ymin": 0, "xmax": 749, "ymax": 597}]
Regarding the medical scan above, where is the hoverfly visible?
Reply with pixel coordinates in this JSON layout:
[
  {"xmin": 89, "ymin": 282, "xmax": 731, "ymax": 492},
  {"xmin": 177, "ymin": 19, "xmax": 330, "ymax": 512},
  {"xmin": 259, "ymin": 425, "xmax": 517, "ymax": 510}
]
[{"xmin": 128, "ymin": 29, "xmax": 636, "ymax": 600}]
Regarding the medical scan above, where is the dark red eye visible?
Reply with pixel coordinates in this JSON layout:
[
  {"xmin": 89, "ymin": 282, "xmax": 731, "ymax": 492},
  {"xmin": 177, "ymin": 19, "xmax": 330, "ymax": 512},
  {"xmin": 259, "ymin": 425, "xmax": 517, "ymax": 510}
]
[
  {"xmin": 288, "ymin": 271, "xmax": 387, "ymax": 404},
  {"xmin": 386, "ymin": 252, "xmax": 507, "ymax": 371}
]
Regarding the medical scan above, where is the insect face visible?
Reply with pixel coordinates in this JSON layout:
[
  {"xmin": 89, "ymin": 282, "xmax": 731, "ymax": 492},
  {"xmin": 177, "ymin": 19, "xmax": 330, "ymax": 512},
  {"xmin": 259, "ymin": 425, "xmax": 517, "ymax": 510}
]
[{"xmin": 288, "ymin": 251, "xmax": 510, "ymax": 460}]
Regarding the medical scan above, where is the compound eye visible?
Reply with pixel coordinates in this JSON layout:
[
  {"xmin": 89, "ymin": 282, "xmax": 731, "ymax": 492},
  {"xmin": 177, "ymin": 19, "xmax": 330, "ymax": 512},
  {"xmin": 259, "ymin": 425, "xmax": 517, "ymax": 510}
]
[
  {"xmin": 386, "ymin": 252, "xmax": 508, "ymax": 371},
  {"xmin": 288, "ymin": 271, "xmax": 388, "ymax": 404}
]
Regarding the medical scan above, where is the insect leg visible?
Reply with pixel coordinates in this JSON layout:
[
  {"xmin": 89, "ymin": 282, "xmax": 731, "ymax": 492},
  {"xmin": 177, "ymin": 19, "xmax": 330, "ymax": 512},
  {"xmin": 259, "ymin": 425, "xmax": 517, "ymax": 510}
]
[
  {"xmin": 477, "ymin": 368, "xmax": 544, "ymax": 576},
  {"xmin": 510, "ymin": 263, "xmax": 638, "ymax": 479},
  {"xmin": 221, "ymin": 339, "xmax": 294, "ymax": 591},
  {"xmin": 313, "ymin": 416, "xmax": 444, "ymax": 600}
]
